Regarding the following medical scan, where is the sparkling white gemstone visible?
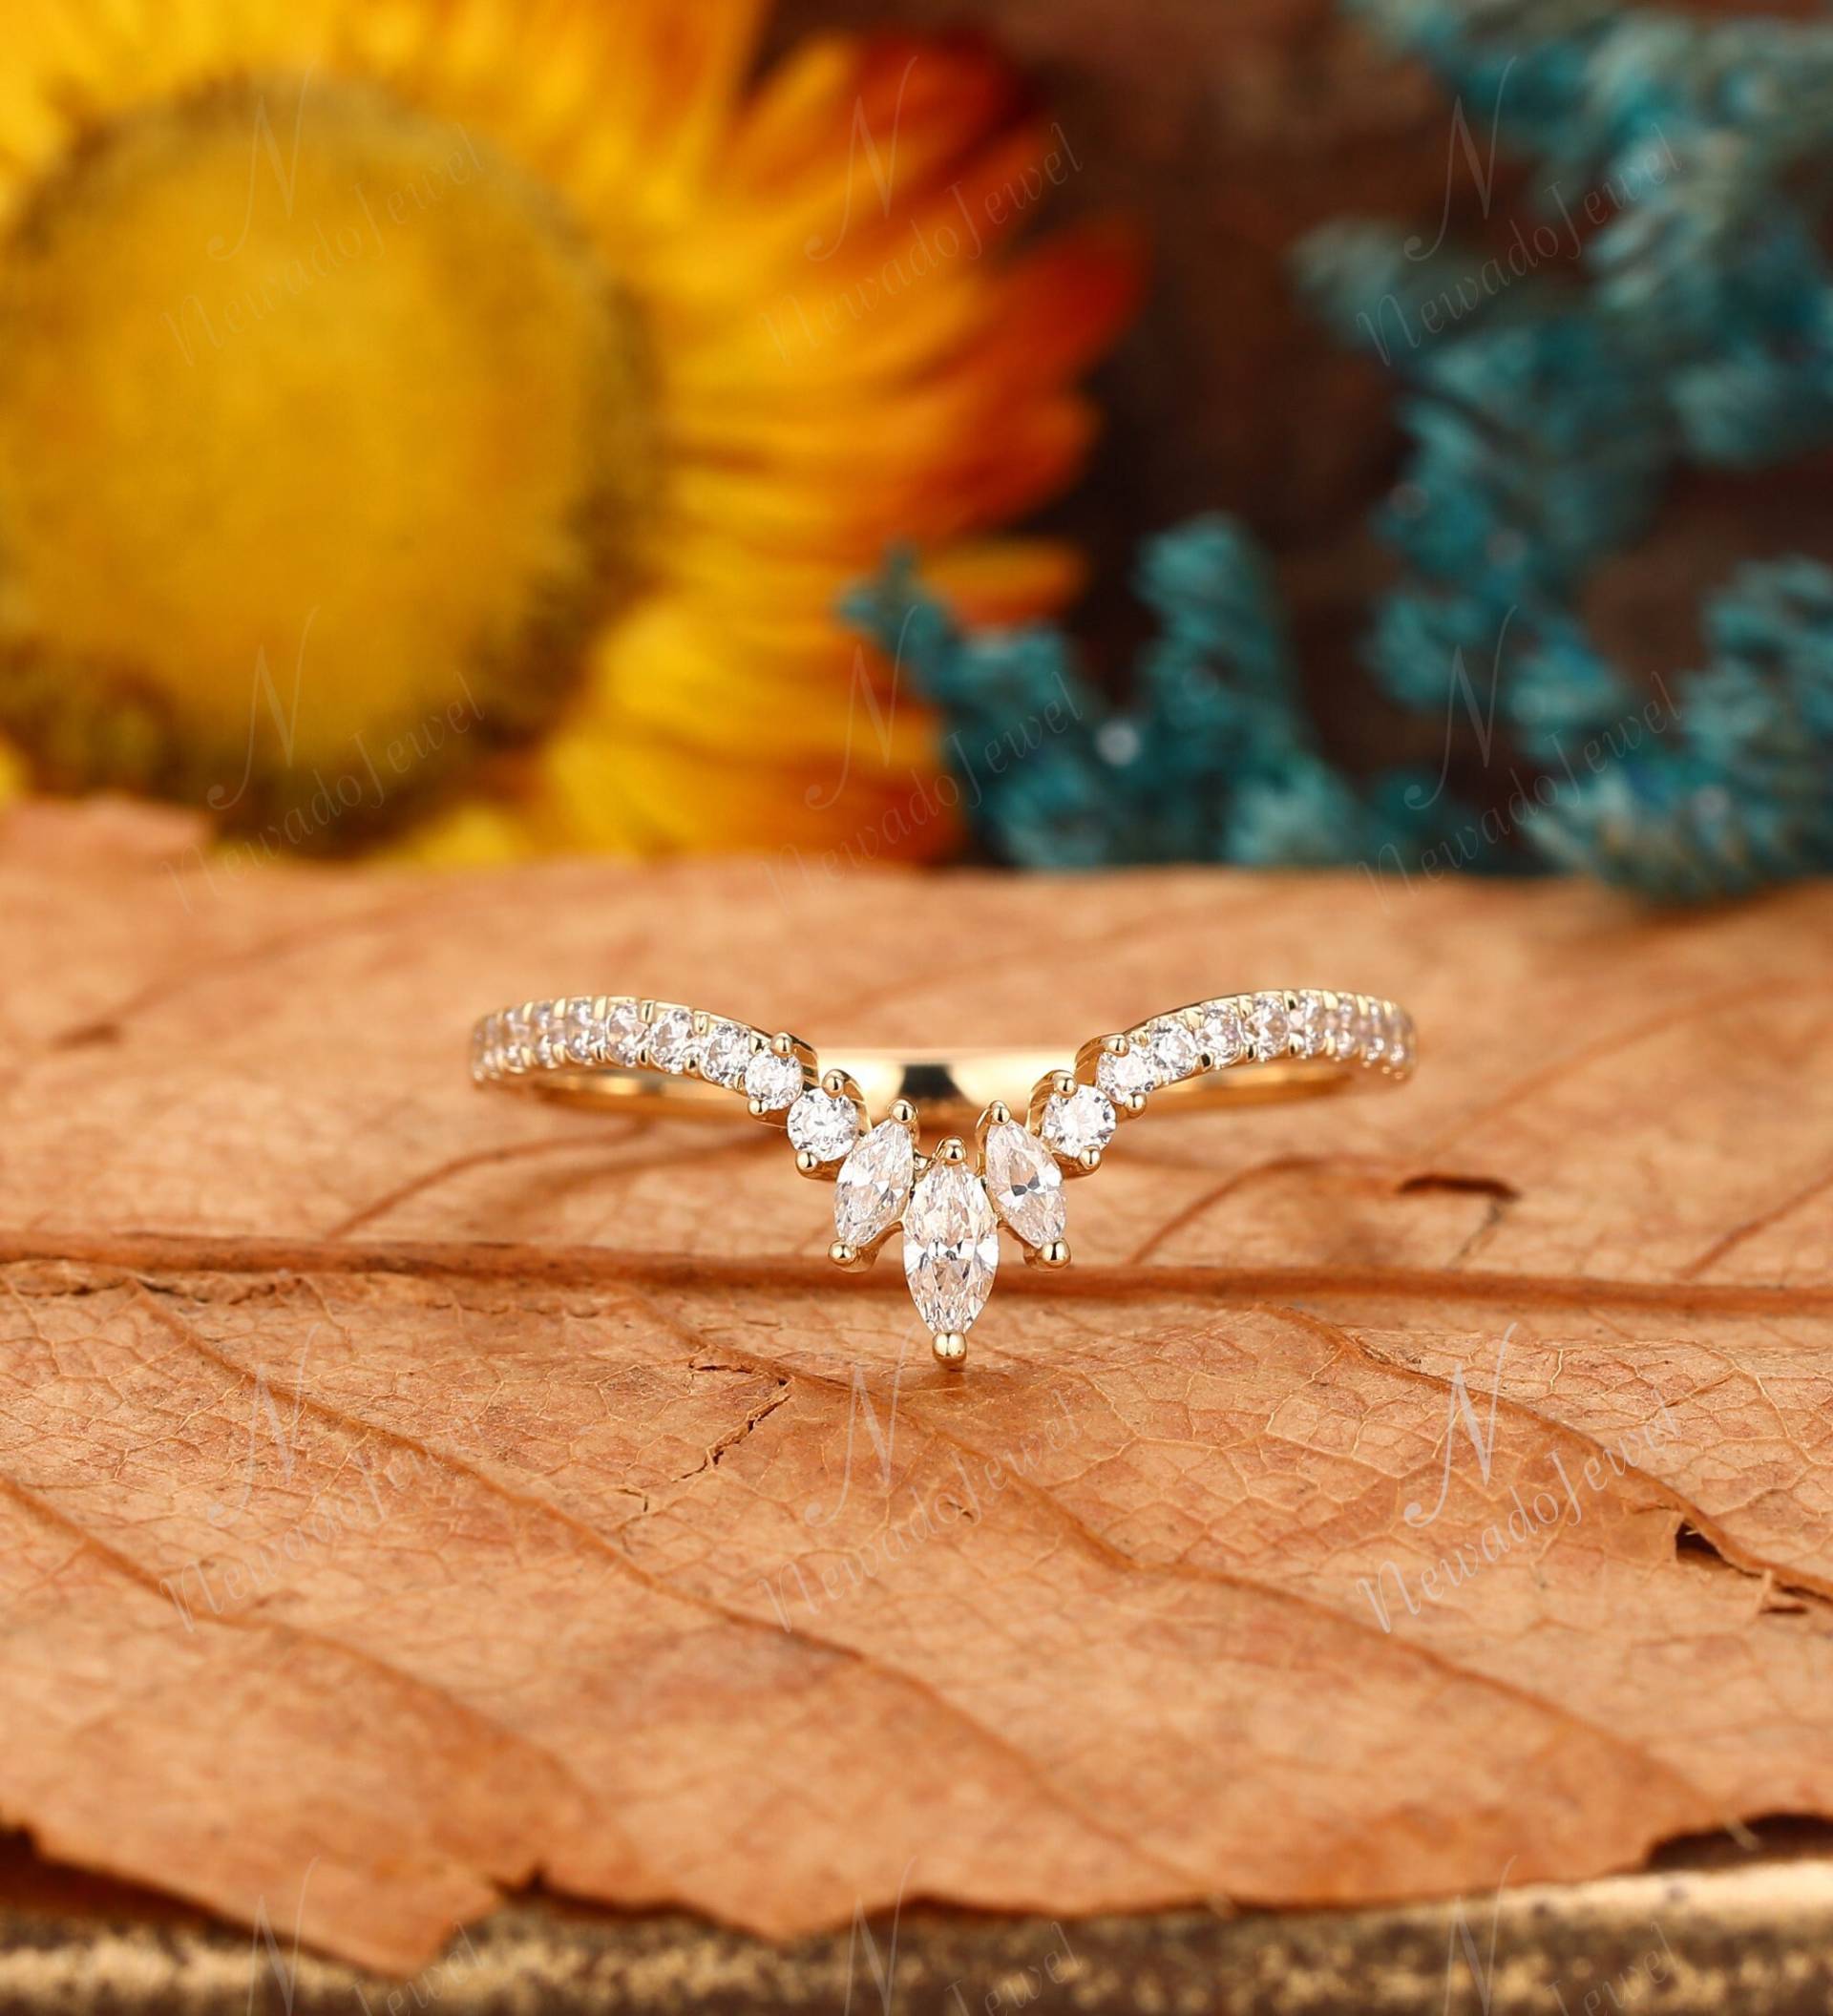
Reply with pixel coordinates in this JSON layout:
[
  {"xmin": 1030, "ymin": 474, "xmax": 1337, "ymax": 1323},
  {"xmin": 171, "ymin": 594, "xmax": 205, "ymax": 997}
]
[
  {"xmin": 1250, "ymin": 991, "xmax": 1292, "ymax": 1060},
  {"xmin": 1195, "ymin": 998, "xmax": 1246, "ymax": 1068},
  {"xmin": 1140, "ymin": 1015, "xmax": 1202, "ymax": 1084},
  {"xmin": 982, "ymin": 1121, "xmax": 1065, "ymax": 1248},
  {"xmin": 563, "ymin": 998, "xmax": 603, "ymax": 1063},
  {"xmin": 744, "ymin": 1048, "xmax": 804, "ymax": 1111},
  {"xmin": 530, "ymin": 1000, "xmax": 561, "ymax": 1067},
  {"xmin": 1384, "ymin": 1004, "xmax": 1413, "ymax": 1069},
  {"xmin": 1095, "ymin": 1043, "xmax": 1154, "ymax": 1103},
  {"xmin": 902, "ymin": 1164, "xmax": 1000, "ymax": 1337},
  {"xmin": 699, "ymin": 1018, "xmax": 755, "ymax": 1089},
  {"xmin": 645, "ymin": 1004, "xmax": 698, "ymax": 1073},
  {"xmin": 604, "ymin": 997, "xmax": 646, "ymax": 1066},
  {"xmin": 1292, "ymin": 990, "xmax": 1330, "ymax": 1060},
  {"xmin": 787, "ymin": 1088, "xmax": 861, "ymax": 1163},
  {"xmin": 1041, "ymin": 1083, "xmax": 1116, "ymax": 1160},
  {"xmin": 834, "ymin": 1120, "xmax": 916, "ymax": 1248},
  {"xmin": 1327, "ymin": 993, "xmax": 1358, "ymax": 1060}
]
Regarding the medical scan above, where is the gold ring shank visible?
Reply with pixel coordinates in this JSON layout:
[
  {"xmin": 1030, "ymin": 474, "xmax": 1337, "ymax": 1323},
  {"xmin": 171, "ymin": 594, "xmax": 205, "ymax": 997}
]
[{"xmin": 509, "ymin": 1047, "xmax": 1376, "ymax": 1124}]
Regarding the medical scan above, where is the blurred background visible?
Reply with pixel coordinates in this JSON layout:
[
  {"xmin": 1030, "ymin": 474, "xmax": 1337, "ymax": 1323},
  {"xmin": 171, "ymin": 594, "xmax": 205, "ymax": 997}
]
[{"xmin": 3, "ymin": 0, "xmax": 1830, "ymax": 900}]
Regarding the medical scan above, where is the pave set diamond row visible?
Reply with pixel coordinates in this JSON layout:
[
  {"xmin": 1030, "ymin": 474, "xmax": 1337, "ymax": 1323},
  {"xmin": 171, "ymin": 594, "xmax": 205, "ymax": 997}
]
[{"xmin": 471, "ymin": 990, "xmax": 1416, "ymax": 1362}]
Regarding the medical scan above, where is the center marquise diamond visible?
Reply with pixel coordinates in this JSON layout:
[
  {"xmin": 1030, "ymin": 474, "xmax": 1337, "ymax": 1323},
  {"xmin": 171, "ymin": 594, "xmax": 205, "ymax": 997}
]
[{"xmin": 902, "ymin": 1162, "xmax": 999, "ymax": 1343}]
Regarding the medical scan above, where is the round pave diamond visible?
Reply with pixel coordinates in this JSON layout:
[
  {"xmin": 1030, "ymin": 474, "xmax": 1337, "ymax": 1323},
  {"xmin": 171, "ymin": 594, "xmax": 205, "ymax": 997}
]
[
  {"xmin": 603, "ymin": 998, "xmax": 645, "ymax": 1066},
  {"xmin": 645, "ymin": 1004, "xmax": 698, "ymax": 1073},
  {"xmin": 699, "ymin": 1018, "xmax": 754, "ymax": 1089},
  {"xmin": 744, "ymin": 1048, "xmax": 804, "ymax": 1112},
  {"xmin": 563, "ymin": 998, "xmax": 603, "ymax": 1063},
  {"xmin": 1384, "ymin": 1003, "xmax": 1414, "ymax": 1069},
  {"xmin": 1095, "ymin": 1043, "xmax": 1153, "ymax": 1104},
  {"xmin": 788, "ymin": 1088, "xmax": 861, "ymax": 1164},
  {"xmin": 1292, "ymin": 991, "xmax": 1330, "ymax": 1060},
  {"xmin": 1195, "ymin": 998, "xmax": 1246, "ymax": 1068},
  {"xmin": 1140, "ymin": 1015, "xmax": 1202, "ymax": 1084},
  {"xmin": 1326, "ymin": 993, "xmax": 1358, "ymax": 1060},
  {"xmin": 1041, "ymin": 1084, "xmax": 1116, "ymax": 1160},
  {"xmin": 530, "ymin": 1000, "xmax": 561, "ymax": 1067},
  {"xmin": 1250, "ymin": 991, "xmax": 1292, "ymax": 1060}
]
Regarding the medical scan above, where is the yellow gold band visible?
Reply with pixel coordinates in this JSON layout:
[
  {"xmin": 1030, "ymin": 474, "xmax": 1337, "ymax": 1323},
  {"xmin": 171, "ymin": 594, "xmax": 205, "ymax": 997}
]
[{"xmin": 512, "ymin": 1045, "xmax": 1376, "ymax": 1124}]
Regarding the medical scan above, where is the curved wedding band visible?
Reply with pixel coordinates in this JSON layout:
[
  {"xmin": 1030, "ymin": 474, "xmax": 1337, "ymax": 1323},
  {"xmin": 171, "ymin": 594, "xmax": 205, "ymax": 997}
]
[{"xmin": 471, "ymin": 988, "xmax": 1416, "ymax": 1365}]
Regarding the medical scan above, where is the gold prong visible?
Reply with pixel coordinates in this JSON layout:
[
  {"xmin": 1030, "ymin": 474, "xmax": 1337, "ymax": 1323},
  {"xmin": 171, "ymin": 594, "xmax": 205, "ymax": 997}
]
[
  {"xmin": 1038, "ymin": 1239, "xmax": 1070, "ymax": 1268},
  {"xmin": 1121, "ymin": 1091, "xmax": 1148, "ymax": 1117},
  {"xmin": 974, "ymin": 1099, "xmax": 1012, "ymax": 1153},
  {"xmin": 932, "ymin": 1332, "xmax": 967, "ymax": 1368},
  {"xmin": 1102, "ymin": 1033, "xmax": 1127, "ymax": 1054},
  {"xmin": 829, "ymin": 1239, "xmax": 862, "ymax": 1270},
  {"xmin": 821, "ymin": 1067, "xmax": 847, "ymax": 1096},
  {"xmin": 937, "ymin": 1136, "xmax": 968, "ymax": 1166},
  {"xmin": 747, "ymin": 1097, "xmax": 768, "ymax": 1118},
  {"xmin": 1051, "ymin": 1070, "xmax": 1075, "ymax": 1097},
  {"xmin": 889, "ymin": 1098, "xmax": 917, "ymax": 1126},
  {"xmin": 794, "ymin": 1149, "xmax": 823, "ymax": 1176},
  {"xmin": 638, "ymin": 998, "xmax": 656, "ymax": 1022},
  {"xmin": 1077, "ymin": 1145, "xmax": 1103, "ymax": 1173},
  {"xmin": 770, "ymin": 1031, "xmax": 795, "ymax": 1058}
]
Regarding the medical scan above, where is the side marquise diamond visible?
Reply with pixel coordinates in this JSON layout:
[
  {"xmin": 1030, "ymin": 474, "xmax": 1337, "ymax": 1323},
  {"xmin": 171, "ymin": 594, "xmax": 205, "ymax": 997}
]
[
  {"xmin": 983, "ymin": 1121, "xmax": 1065, "ymax": 1249},
  {"xmin": 834, "ymin": 1120, "xmax": 916, "ymax": 1248}
]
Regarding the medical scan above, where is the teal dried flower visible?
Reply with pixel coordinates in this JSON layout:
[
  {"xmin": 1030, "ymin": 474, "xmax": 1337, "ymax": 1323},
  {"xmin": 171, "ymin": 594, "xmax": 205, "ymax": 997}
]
[{"xmin": 850, "ymin": 0, "xmax": 1833, "ymax": 900}]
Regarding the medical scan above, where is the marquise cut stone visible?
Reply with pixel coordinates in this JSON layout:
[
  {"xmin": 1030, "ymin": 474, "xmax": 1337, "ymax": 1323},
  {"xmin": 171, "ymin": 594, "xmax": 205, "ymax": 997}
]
[
  {"xmin": 902, "ymin": 1165, "xmax": 1000, "ymax": 1337},
  {"xmin": 983, "ymin": 1122, "xmax": 1064, "ymax": 1249},
  {"xmin": 834, "ymin": 1120, "xmax": 915, "ymax": 1248}
]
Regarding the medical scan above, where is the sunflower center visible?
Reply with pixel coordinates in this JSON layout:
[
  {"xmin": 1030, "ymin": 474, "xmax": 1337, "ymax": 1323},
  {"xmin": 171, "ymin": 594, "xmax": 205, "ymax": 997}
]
[{"xmin": 0, "ymin": 74, "xmax": 653, "ymax": 840}]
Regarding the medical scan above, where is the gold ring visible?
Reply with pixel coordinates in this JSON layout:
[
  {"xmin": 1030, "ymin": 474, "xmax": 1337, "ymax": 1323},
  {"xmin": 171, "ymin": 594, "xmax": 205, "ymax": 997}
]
[{"xmin": 471, "ymin": 989, "xmax": 1417, "ymax": 1365}]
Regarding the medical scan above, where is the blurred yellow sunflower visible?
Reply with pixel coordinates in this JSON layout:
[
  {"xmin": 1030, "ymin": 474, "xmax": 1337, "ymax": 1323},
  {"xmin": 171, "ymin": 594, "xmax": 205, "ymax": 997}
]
[{"xmin": 0, "ymin": 0, "xmax": 1136, "ymax": 861}]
